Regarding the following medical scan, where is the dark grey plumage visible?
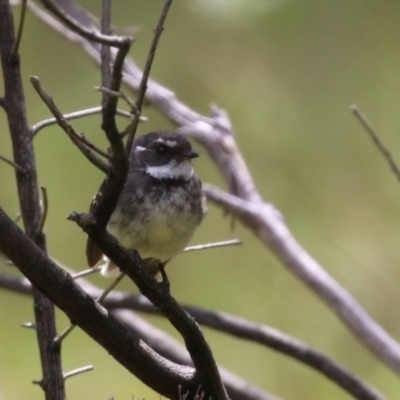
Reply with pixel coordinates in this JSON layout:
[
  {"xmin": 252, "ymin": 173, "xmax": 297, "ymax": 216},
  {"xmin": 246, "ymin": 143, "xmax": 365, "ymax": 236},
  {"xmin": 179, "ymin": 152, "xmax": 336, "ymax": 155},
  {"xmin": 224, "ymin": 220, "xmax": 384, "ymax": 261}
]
[{"xmin": 86, "ymin": 131, "xmax": 206, "ymax": 276}]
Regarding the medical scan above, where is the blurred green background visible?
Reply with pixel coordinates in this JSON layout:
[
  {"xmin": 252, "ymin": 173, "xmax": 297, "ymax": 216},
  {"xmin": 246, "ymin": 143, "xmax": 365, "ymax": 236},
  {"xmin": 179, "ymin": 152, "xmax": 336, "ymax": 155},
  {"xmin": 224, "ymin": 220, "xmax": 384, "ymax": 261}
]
[{"xmin": 1, "ymin": 0, "xmax": 400, "ymax": 399}]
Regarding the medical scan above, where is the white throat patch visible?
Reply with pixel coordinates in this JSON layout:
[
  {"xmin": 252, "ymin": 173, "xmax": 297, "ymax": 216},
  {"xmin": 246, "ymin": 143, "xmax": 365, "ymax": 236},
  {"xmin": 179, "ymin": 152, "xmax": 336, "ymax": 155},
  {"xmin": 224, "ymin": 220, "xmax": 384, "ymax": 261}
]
[{"xmin": 146, "ymin": 160, "xmax": 194, "ymax": 181}]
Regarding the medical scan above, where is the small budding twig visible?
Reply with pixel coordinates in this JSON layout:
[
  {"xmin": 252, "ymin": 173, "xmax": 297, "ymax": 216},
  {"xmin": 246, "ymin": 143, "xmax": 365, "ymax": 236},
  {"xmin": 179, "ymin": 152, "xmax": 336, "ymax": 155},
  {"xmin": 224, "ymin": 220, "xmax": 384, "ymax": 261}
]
[
  {"xmin": 63, "ymin": 365, "xmax": 93, "ymax": 381},
  {"xmin": 351, "ymin": 104, "xmax": 400, "ymax": 184},
  {"xmin": 36, "ymin": 187, "xmax": 48, "ymax": 235}
]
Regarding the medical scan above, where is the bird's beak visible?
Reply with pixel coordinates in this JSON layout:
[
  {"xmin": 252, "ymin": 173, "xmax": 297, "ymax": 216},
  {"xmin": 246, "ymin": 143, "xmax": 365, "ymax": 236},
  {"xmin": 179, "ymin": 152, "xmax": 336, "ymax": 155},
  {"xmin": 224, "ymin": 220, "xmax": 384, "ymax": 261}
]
[{"xmin": 183, "ymin": 150, "xmax": 199, "ymax": 159}]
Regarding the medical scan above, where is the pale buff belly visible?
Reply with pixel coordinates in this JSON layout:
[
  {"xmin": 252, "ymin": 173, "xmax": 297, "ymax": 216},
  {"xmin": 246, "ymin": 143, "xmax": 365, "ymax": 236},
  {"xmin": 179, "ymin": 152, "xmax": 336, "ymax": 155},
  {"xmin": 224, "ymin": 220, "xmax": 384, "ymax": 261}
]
[{"xmin": 107, "ymin": 191, "xmax": 201, "ymax": 262}]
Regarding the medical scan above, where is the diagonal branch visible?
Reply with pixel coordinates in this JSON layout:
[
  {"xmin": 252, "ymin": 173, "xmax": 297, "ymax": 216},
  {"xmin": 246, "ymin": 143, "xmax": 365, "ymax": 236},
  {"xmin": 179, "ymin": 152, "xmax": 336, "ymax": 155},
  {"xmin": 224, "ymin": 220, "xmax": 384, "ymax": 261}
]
[
  {"xmin": 204, "ymin": 184, "xmax": 400, "ymax": 375},
  {"xmin": 0, "ymin": 153, "xmax": 25, "ymax": 172},
  {"xmin": 12, "ymin": 0, "xmax": 28, "ymax": 56},
  {"xmin": 351, "ymin": 104, "xmax": 400, "ymax": 185},
  {"xmin": 69, "ymin": 211, "xmax": 229, "ymax": 400},
  {"xmin": 39, "ymin": 0, "xmax": 133, "ymax": 48},
  {"xmin": 0, "ymin": 272, "xmax": 384, "ymax": 400},
  {"xmin": 0, "ymin": 271, "xmax": 280, "ymax": 400},
  {"xmin": 0, "ymin": 207, "xmax": 215, "ymax": 400},
  {"xmin": 30, "ymin": 76, "xmax": 109, "ymax": 174}
]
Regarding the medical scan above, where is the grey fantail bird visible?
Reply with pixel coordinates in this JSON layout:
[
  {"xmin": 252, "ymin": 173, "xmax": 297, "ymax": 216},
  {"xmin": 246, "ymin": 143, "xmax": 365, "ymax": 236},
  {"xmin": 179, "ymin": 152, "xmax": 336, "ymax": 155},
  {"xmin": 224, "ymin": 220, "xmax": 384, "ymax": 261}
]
[{"xmin": 86, "ymin": 131, "xmax": 207, "ymax": 277}]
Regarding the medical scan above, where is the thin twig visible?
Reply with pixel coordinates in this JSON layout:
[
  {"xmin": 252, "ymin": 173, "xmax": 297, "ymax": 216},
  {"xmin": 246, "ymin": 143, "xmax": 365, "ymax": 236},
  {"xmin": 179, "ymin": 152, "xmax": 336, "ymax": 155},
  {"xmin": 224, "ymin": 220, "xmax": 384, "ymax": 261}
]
[
  {"xmin": 40, "ymin": 0, "xmax": 133, "ymax": 48},
  {"xmin": 183, "ymin": 239, "xmax": 242, "ymax": 253},
  {"xmin": 351, "ymin": 104, "xmax": 400, "ymax": 184},
  {"xmin": 95, "ymin": 86, "xmax": 136, "ymax": 110},
  {"xmin": 77, "ymin": 133, "xmax": 112, "ymax": 160},
  {"xmin": 12, "ymin": 0, "xmax": 27, "ymax": 56},
  {"xmin": 30, "ymin": 76, "xmax": 109, "ymax": 173},
  {"xmin": 63, "ymin": 365, "xmax": 93, "ymax": 380},
  {"xmin": 72, "ymin": 266, "xmax": 102, "ymax": 279},
  {"xmin": 55, "ymin": 272, "xmax": 125, "ymax": 344},
  {"xmin": 100, "ymin": 0, "xmax": 111, "ymax": 104},
  {"xmin": 125, "ymin": 0, "xmax": 173, "ymax": 153},
  {"xmin": 0, "ymin": 154, "xmax": 24, "ymax": 172},
  {"xmin": 53, "ymin": 323, "xmax": 76, "ymax": 346},
  {"xmin": 96, "ymin": 272, "xmax": 125, "ymax": 303},
  {"xmin": 37, "ymin": 187, "xmax": 48, "ymax": 235},
  {"xmin": 94, "ymin": 32, "xmax": 131, "ymax": 232},
  {"xmin": 32, "ymin": 106, "xmax": 133, "ymax": 136}
]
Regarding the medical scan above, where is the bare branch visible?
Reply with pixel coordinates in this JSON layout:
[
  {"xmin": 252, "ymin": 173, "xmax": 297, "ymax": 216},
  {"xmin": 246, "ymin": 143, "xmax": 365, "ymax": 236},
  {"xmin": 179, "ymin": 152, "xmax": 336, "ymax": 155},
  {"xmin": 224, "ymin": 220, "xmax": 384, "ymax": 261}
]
[
  {"xmin": 12, "ymin": 0, "xmax": 27, "ymax": 56},
  {"xmin": 55, "ymin": 270, "xmax": 125, "ymax": 345},
  {"xmin": 0, "ymin": 272, "xmax": 385, "ymax": 400},
  {"xmin": 72, "ymin": 265, "xmax": 102, "ymax": 279},
  {"xmin": 0, "ymin": 153, "xmax": 25, "ymax": 172},
  {"xmin": 183, "ymin": 239, "xmax": 242, "ymax": 253},
  {"xmin": 69, "ymin": 211, "xmax": 229, "ymax": 400},
  {"xmin": 39, "ymin": 0, "xmax": 133, "ymax": 48},
  {"xmin": 112, "ymin": 310, "xmax": 280, "ymax": 400},
  {"xmin": 125, "ymin": 0, "xmax": 173, "ymax": 153},
  {"xmin": 351, "ymin": 104, "xmax": 400, "ymax": 184},
  {"xmin": 54, "ymin": 323, "xmax": 76, "ymax": 346},
  {"xmin": 0, "ymin": 270, "xmax": 279, "ymax": 400},
  {"xmin": 77, "ymin": 133, "xmax": 112, "ymax": 160},
  {"xmin": 32, "ymin": 106, "xmax": 132, "ymax": 136},
  {"xmin": 0, "ymin": 207, "xmax": 212, "ymax": 399},
  {"xmin": 96, "ymin": 272, "xmax": 125, "ymax": 303},
  {"xmin": 63, "ymin": 365, "xmax": 93, "ymax": 381},
  {"xmin": 203, "ymin": 184, "xmax": 400, "ymax": 376},
  {"xmin": 100, "ymin": 0, "xmax": 111, "ymax": 99},
  {"xmin": 30, "ymin": 76, "xmax": 109, "ymax": 173},
  {"xmin": 0, "ymin": 1, "xmax": 64, "ymax": 397},
  {"xmin": 95, "ymin": 86, "xmax": 136, "ymax": 110}
]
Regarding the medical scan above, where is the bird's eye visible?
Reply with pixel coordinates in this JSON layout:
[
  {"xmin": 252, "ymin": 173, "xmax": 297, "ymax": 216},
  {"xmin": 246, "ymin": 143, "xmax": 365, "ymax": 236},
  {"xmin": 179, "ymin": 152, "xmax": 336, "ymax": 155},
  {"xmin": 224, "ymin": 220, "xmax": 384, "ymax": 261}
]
[{"xmin": 156, "ymin": 145, "xmax": 168, "ymax": 155}]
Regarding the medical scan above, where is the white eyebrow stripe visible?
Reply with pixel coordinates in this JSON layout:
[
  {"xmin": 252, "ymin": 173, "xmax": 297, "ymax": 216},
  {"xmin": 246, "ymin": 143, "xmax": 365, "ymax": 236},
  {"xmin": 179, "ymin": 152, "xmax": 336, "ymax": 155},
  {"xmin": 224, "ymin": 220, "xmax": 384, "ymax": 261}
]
[
  {"xmin": 135, "ymin": 146, "xmax": 147, "ymax": 152},
  {"xmin": 155, "ymin": 138, "xmax": 178, "ymax": 147}
]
